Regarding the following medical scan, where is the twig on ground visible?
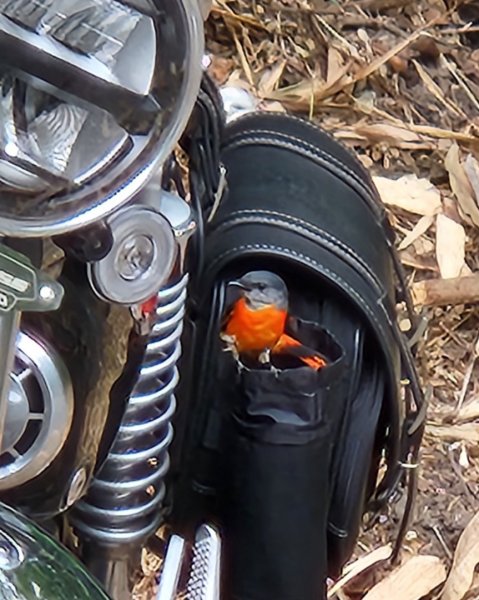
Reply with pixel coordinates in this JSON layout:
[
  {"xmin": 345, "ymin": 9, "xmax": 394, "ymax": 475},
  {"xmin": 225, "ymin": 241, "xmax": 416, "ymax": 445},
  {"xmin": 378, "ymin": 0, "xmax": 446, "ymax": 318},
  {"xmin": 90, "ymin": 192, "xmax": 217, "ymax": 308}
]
[
  {"xmin": 431, "ymin": 524, "xmax": 453, "ymax": 561},
  {"xmin": 412, "ymin": 276, "xmax": 479, "ymax": 307}
]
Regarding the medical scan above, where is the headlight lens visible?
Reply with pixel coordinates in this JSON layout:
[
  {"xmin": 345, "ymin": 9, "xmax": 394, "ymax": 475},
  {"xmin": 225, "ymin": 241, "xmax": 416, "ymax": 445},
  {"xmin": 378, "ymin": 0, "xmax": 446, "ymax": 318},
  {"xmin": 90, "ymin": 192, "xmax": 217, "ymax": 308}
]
[{"xmin": 0, "ymin": 0, "xmax": 204, "ymax": 236}]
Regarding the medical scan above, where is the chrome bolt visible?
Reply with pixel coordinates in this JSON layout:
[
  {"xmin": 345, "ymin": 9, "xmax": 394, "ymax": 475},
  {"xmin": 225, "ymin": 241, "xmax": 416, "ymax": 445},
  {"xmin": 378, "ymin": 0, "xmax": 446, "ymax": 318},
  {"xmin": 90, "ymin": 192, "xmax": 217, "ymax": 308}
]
[
  {"xmin": 39, "ymin": 285, "xmax": 56, "ymax": 302},
  {"xmin": 115, "ymin": 235, "xmax": 156, "ymax": 282}
]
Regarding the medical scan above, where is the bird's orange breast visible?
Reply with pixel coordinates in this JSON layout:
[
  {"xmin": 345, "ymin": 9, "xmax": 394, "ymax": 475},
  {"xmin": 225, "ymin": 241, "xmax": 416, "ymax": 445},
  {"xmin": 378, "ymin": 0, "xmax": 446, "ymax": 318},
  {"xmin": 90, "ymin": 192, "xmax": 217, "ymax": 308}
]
[{"xmin": 225, "ymin": 297, "xmax": 287, "ymax": 353}]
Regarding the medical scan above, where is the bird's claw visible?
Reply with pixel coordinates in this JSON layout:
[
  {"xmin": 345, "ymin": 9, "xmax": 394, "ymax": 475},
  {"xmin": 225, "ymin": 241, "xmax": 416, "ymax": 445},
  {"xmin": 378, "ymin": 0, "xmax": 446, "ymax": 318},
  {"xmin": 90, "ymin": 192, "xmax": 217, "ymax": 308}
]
[
  {"xmin": 259, "ymin": 349, "xmax": 281, "ymax": 378},
  {"xmin": 258, "ymin": 349, "xmax": 272, "ymax": 365},
  {"xmin": 221, "ymin": 332, "xmax": 240, "ymax": 358},
  {"xmin": 270, "ymin": 364, "xmax": 281, "ymax": 378},
  {"xmin": 221, "ymin": 332, "xmax": 248, "ymax": 372},
  {"xmin": 220, "ymin": 332, "xmax": 236, "ymax": 345},
  {"xmin": 236, "ymin": 360, "xmax": 248, "ymax": 374}
]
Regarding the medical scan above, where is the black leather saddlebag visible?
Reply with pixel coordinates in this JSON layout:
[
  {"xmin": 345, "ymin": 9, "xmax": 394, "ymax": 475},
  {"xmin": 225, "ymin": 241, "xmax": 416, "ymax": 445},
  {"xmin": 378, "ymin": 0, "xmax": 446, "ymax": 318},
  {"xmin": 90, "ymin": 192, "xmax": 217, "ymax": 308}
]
[{"xmin": 173, "ymin": 112, "xmax": 425, "ymax": 600}]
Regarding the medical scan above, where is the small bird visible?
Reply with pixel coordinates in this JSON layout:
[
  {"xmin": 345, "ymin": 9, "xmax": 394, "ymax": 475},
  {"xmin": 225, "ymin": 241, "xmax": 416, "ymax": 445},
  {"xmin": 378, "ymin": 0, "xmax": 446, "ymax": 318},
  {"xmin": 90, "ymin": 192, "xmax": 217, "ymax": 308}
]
[{"xmin": 221, "ymin": 270, "xmax": 326, "ymax": 371}]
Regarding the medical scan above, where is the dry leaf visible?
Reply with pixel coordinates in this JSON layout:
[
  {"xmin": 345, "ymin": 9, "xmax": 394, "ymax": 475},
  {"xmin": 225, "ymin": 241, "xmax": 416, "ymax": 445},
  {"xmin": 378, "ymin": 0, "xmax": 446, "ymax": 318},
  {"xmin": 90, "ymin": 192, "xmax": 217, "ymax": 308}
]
[
  {"xmin": 348, "ymin": 27, "xmax": 424, "ymax": 84},
  {"xmin": 231, "ymin": 28, "xmax": 254, "ymax": 86},
  {"xmin": 413, "ymin": 59, "xmax": 466, "ymax": 119},
  {"xmin": 457, "ymin": 398, "xmax": 479, "ymax": 423},
  {"xmin": 258, "ymin": 60, "xmax": 287, "ymax": 96},
  {"xmin": 339, "ymin": 123, "xmax": 479, "ymax": 147},
  {"xmin": 427, "ymin": 423, "xmax": 479, "ymax": 443},
  {"xmin": 398, "ymin": 215, "xmax": 434, "ymax": 251},
  {"xmin": 327, "ymin": 545, "xmax": 392, "ymax": 598},
  {"xmin": 208, "ymin": 56, "xmax": 235, "ymax": 85},
  {"xmin": 440, "ymin": 55, "xmax": 479, "ymax": 114},
  {"xmin": 322, "ymin": 15, "xmax": 445, "ymax": 99},
  {"xmin": 363, "ymin": 555, "xmax": 447, "ymax": 600},
  {"xmin": 270, "ymin": 62, "xmax": 353, "ymax": 109},
  {"xmin": 414, "ymin": 234, "xmax": 435, "ymax": 257},
  {"xmin": 463, "ymin": 154, "xmax": 479, "ymax": 203},
  {"xmin": 313, "ymin": 14, "xmax": 359, "ymax": 59},
  {"xmin": 335, "ymin": 128, "xmax": 435, "ymax": 150},
  {"xmin": 407, "ymin": 125, "xmax": 477, "ymax": 143},
  {"xmin": 225, "ymin": 71, "xmax": 253, "ymax": 90},
  {"xmin": 357, "ymin": 27, "xmax": 373, "ymax": 54},
  {"xmin": 259, "ymin": 100, "xmax": 287, "ymax": 113},
  {"xmin": 401, "ymin": 251, "xmax": 439, "ymax": 273},
  {"xmin": 436, "ymin": 214, "xmax": 466, "ymax": 279},
  {"xmin": 327, "ymin": 46, "xmax": 345, "ymax": 85},
  {"xmin": 445, "ymin": 144, "xmax": 479, "ymax": 228},
  {"xmin": 210, "ymin": 7, "xmax": 264, "ymax": 30},
  {"xmin": 442, "ymin": 512, "xmax": 479, "ymax": 600},
  {"xmin": 355, "ymin": 124, "xmax": 424, "ymax": 144},
  {"xmin": 373, "ymin": 174, "xmax": 442, "ymax": 216}
]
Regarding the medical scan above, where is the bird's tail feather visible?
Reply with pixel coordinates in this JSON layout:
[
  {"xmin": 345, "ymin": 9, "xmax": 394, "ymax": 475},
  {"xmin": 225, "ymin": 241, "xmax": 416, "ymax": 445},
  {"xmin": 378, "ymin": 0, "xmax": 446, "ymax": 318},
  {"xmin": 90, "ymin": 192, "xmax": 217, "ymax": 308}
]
[{"xmin": 273, "ymin": 333, "xmax": 327, "ymax": 370}]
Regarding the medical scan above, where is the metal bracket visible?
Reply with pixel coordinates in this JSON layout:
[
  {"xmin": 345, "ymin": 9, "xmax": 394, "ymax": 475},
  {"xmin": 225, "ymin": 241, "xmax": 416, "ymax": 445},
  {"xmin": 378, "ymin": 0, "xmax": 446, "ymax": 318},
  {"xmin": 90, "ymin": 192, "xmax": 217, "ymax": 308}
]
[{"xmin": 0, "ymin": 244, "xmax": 64, "ymax": 451}]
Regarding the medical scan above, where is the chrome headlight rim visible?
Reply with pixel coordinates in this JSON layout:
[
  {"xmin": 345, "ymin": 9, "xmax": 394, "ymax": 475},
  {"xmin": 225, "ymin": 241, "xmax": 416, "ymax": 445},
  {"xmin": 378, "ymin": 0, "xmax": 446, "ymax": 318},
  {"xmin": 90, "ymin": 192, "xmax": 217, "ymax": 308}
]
[
  {"xmin": 199, "ymin": 0, "xmax": 213, "ymax": 19},
  {"xmin": 0, "ymin": 0, "xmax": 204, "ymax": 238}
]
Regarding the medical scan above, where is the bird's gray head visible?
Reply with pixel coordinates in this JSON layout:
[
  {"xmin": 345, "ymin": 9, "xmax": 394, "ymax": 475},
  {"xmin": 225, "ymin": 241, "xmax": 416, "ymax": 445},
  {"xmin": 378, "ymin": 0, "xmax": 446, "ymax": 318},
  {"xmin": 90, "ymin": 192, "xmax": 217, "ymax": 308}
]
[{"xmin": 228, "ymin": 271, "xmax": 288, "ymax": 311}]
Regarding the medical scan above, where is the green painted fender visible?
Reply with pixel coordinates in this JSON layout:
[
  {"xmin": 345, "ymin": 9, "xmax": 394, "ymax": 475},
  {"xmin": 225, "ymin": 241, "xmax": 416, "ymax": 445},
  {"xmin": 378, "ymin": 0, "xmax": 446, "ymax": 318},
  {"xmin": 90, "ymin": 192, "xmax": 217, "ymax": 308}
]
[{"xmin": 0, "ymin": 503, "xmax": 110, "ymax": 599}]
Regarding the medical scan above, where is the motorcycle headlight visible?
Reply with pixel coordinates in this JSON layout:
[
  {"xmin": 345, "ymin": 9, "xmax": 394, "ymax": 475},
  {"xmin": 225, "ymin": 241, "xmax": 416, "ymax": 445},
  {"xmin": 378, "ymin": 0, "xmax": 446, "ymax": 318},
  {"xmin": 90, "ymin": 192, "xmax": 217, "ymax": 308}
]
[{"xmin": 0, "ymin": 0, "xmax": 204, "ymax": 237}]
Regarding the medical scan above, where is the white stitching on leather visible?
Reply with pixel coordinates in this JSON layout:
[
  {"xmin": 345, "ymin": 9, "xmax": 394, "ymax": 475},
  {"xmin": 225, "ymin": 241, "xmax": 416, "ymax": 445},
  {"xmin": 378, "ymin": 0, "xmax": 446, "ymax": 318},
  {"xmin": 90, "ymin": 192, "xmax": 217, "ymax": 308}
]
[
  {"xmin": 224, "ymin": 133, "xmax": 380, "ymax": 210},
  {"xmin": 210, "ymin": 210, "xmax": 385, "ymax": 294},
  {"xmin": 226, "ymin": 112, "xmax": 375, "ymax": 180}
]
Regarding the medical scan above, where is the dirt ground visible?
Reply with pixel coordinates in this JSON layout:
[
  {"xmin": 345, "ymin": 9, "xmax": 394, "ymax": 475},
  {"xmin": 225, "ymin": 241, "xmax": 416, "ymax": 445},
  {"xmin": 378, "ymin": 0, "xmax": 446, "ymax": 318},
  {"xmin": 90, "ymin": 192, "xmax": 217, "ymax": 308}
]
[{"xmin": 136, "ymin": 1, "xmax": 479, "ymax": 598}]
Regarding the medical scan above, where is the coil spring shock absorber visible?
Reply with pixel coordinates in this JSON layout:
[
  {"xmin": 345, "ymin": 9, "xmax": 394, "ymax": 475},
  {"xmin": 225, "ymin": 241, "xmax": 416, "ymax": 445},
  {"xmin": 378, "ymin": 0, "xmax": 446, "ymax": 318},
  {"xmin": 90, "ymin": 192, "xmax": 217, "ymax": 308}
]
[
  {"xmin": 73, "ymin": 275, "xmax": 188, "ymax": 596},
  {"xmin": 73, "ymin": 274, "xmax": 187, "ymax": 534},
  {"xmin": 72, "ymin": 191, "xmax": 196, "ymax": 600}
]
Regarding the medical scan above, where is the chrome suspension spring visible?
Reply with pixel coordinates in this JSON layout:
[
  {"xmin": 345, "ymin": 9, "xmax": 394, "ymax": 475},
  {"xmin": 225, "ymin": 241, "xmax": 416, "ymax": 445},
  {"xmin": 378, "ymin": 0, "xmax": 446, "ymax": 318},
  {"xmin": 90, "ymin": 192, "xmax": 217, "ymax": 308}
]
[{"xmin": 72, "ymin": 275, "xmax": 188, "ymax": 546}]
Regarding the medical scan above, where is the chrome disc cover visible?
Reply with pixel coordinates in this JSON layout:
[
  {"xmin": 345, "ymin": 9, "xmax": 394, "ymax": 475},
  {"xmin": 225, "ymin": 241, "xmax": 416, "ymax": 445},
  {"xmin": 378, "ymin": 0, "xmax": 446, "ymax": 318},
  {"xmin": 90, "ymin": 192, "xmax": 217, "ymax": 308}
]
[{"xmin": 0, "ymin": 331, "xmax": 73, "ymax": 490}]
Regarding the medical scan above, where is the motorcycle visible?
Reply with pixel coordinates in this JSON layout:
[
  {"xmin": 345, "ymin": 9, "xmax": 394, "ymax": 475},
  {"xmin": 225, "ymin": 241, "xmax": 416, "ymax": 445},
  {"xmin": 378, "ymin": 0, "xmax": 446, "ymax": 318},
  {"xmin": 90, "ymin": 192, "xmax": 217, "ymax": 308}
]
[{"xmin": 0, "ymin": 2, "xmax": 426, "ymax": 599}]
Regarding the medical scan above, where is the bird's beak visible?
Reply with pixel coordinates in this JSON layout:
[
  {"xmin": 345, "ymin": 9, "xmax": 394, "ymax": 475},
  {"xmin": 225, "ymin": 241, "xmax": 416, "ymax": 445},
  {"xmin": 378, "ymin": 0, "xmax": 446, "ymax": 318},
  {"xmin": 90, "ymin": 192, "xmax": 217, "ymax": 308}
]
[{"xmin": 227, "ymin": 280, "xmax": 248, "ymax": 291}]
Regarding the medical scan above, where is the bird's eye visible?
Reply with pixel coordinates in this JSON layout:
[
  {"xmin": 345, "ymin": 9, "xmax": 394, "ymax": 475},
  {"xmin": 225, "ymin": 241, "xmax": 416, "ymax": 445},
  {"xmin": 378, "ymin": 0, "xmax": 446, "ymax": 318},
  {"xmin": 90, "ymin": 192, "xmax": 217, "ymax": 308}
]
[{"xmin": 258, "ymin": 283, "xmax": 266, "ymax": 291}]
